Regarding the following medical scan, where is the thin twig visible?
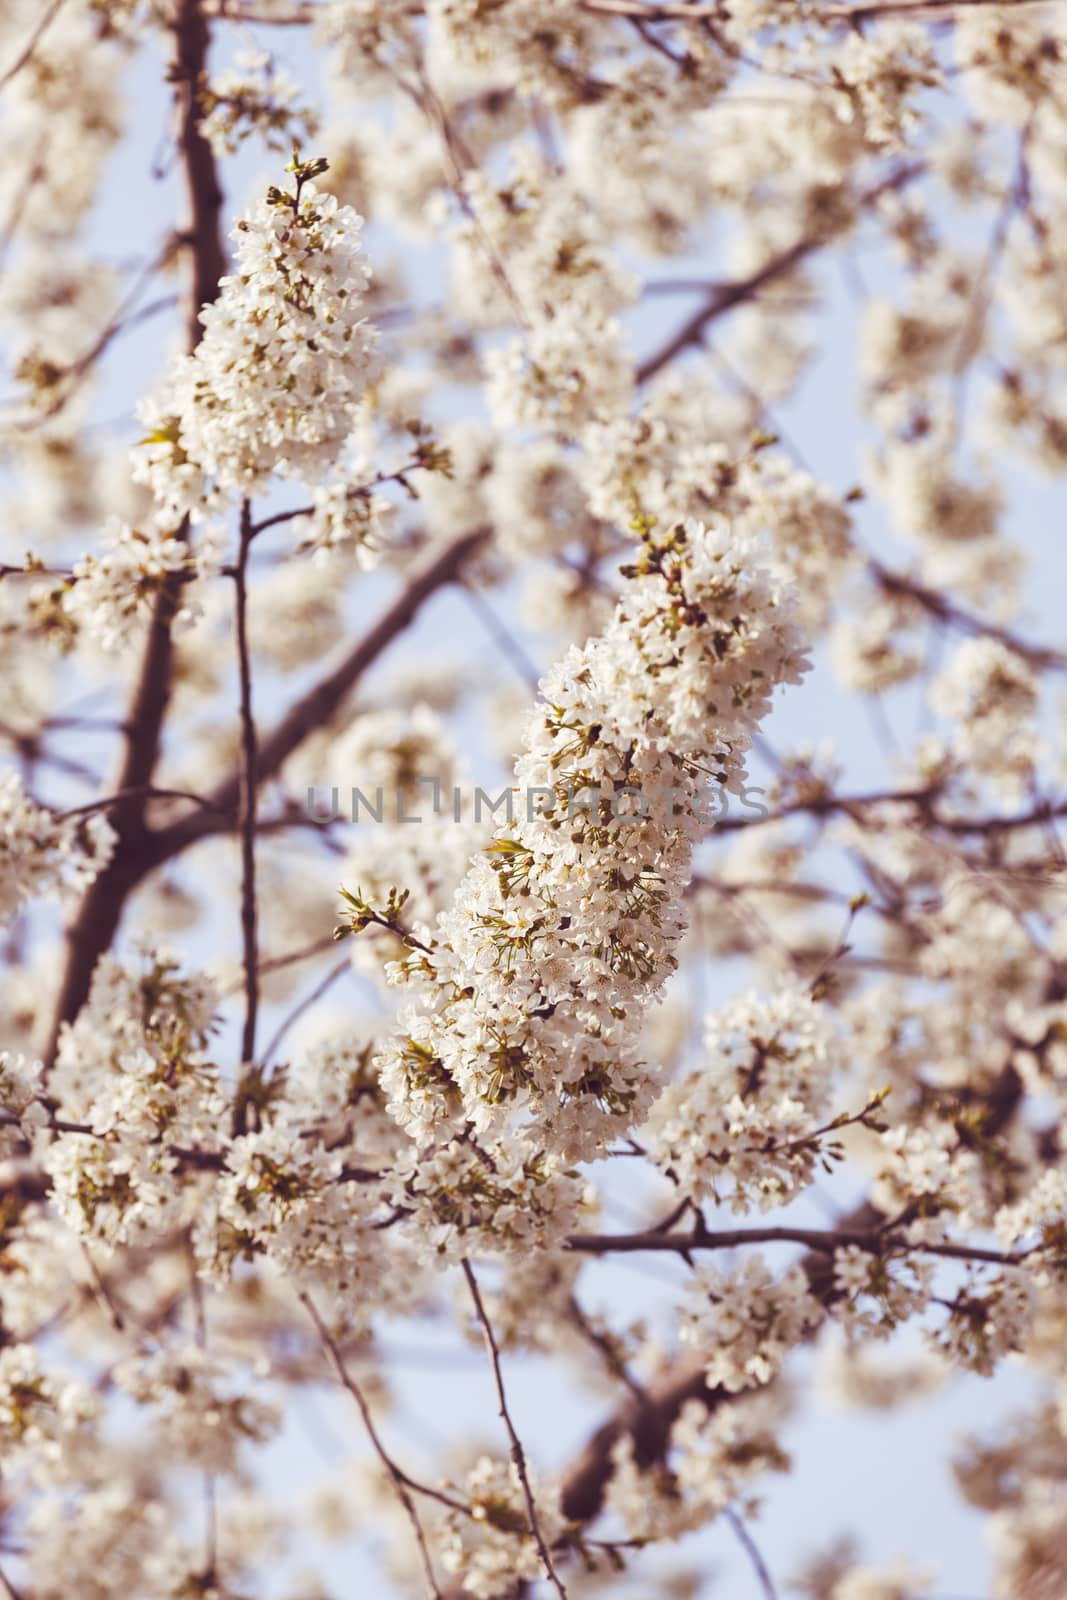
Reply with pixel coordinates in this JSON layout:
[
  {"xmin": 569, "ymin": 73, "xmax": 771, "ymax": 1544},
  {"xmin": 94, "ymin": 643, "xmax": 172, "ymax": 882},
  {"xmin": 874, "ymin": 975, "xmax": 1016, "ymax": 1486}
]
[
  {"xmin": 201, "ymin": 1476, "xmax": 219, "ymax": 1590},
  {"xmin": 0, "ymin": 0, "xmax": 69, "ymax": 91},
  {"xmin": 724, "ymin": 1507, "xmax": 778, "ymax": 1600},
  {"xmin": 0, "ymin": 563, "xmax": 73, "ymax": 579},
  {"xmin": 580, "ymin": 0, "xmax": 1050, "ymax": 16},
  {"xmin": 186, "ymin": 1240, "xmax": 218, "ymax": 1587},
  {"xmin": 460, "ymin": 1259, "xmax": 569, "ymax": 1600},
  {"xmin": 298, "ymin": 1290, "xmax": 447, "ymax": 1600},
  {"xmin": 459, "ymin": 584, "xmax": 541, "ymax": 689},
  {"xmin": 408, "ymin": 64, "xmax": 529, "ymax": 331},
  {"xmin": 11, "ymin": 265, "xmax": 179, "ymax": 429},
  {"xmin": 80, "ymin": 1243, "xmax": 126, "ymax": 1332},
  {"xmin": 248, "ymin": 503, "xmax": 314, "ymax": 537},
  {"xmin": 578, "ymin": 0, "xmax": 723, "ymax": 17},
  {"xmin": 637, "ymin": 161, "xmax": 922, "ymax": 384},
  {"xmin": 567, "ymin": 1296, "xmax": 647, "ymax": 1402},
  {"xmin": 258, "ymin": 956, "xmax": 351, "ymax": 1068},
  {"xmin": 234, "ymin": 500, "xmax": 259, "ymax": 1068},
  {"xmin": 57, "ymin": 787, "xmax": 226, "ymax": 821},
  {"xmin": 871, "ymin": 560, "xmax": 1067, "ymax": 674},
  {"xmin": 215, "ymin": 0, "xmax": 323, "ymax": 20},
  {"xmin": 835, "ymin": 0, "xmax": 1053, "ymax": 19},
  {"xmin": 219, "ymin": 933, "xmax": 339, "ymax": 995}
]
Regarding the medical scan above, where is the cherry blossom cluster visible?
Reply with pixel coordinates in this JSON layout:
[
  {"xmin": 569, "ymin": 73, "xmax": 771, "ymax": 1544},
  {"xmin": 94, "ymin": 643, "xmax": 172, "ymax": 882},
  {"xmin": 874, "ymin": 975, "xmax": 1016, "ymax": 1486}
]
[
  {"xmin": 198, "ymin": 47, "xmax": 319, "ymax": 157},
  {"xmin": 136, "ymin": 161, "xmax": 381, "ymax": 523},
  {"xmin": 0, "ymin": 772, "xmax": 114, "ymax": 923},
  {"xmin": 647, "ymin": 984, "xmax": 846, "ymax": 1213},
  {"xmin": 371, "ymin": 515, "xmax": 808, "ymax": 1259}
]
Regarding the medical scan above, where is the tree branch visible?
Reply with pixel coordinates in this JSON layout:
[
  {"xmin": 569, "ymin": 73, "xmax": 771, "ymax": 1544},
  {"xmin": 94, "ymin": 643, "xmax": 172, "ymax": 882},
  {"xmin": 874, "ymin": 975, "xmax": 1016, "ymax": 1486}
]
[
  {"xmin": 234, "ymin": 500, "xmax": 259, "ymax": 1068},
  {"xmin": 461, "ymin": 1259, "xmax": 569, "ymax": 1600},
  {"xmin": 46, "ymin": 522, "xmax": 488, "ymax": 1068},
  {"xmin": 56, "ymin": 787, "xmax": 225, "ymax": 821},
  {"xmin": 555, "ymin": 1056, "xmax": 1026, "ymax": 1538},
  {"xmin": 258, "ymin": 956, "xmax": 351, "ymax": 1069},
  {"xmin": 636, "ymin": 162, "xmax": 922, "ymax": 385},
  {"xmin": 173, "ymin": 0, "xmax": 227, "ymax": 346},
  {"xmin": 148, "ymin": 525, "xmax": 492, "ymax": 864},
  {"xmin": 567, "ymin": 1221, "xmax": 1032, "ymax": 1267},
  {"xmin": 872, "ymin": 559, "xmax": 1067, "ymax": 674},
  {"xmin": 0, "ymin": 0, "xmax": 68, "ymax": 91},
  {"xmin": 724, "ymin": 1507, "xmax": 778, "ymax": 1600},
  {"xmin": 298, "ymin": 1289, "xmax": 447, "ymax": 1600},
  {"xmin": 43, "ymin": 0, "xmax": 227, "ymax": 1071}
]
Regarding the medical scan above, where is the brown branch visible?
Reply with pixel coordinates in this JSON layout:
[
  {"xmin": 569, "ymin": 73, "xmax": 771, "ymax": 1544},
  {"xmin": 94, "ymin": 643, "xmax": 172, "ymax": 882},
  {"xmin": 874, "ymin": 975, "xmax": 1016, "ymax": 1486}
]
[
  {"xmin": 710, "ymin": 782, "xmax": 1067, "ymax": 838},
  {"xmin": 554, "ymin": 1059, "xmax": 1025, "ymax": 1537},
  {"xmin": 173, "ymin": 0, "xmax": 228, "ymax": 346},
  {"xmin": 213, "ymin": 0, "xmax": 324, "ymax": 20},
  {"xmin": 44, "ymin": 527, "xmax": 486, "ymax": 1068},
  {"xmin": 567, "ymin": 1221, "xmax": 1032, "ymax": 1267},
  {"xmin": 247, "ymin": 503, "xmax": 314, "ymax": 537},
  {"xmin": 461, "ymin": 1260, "xmax": 569, "ymax": 1600},
  {"xmin": 724, "ymin": 1508, "xmax": 778, "ymax": 1600},
  {"xmin": 558, "ymin": 1335, "xmax": 725, "ymax": 1526},
  {"xmin": 56, "ymin": 787, "xmax": 225, "ymax": 821},
  {"xmin": 0, "ymin": 564, "xmax": 73, "ymax": 579},
  {"xmin": 407, "ymin": 67, "xmax": 529, "ymax": 331},
  {"xmin": 834, "ymin": 0, "xmax": 1053, "ymax": 19},
  {"xmin": 578, "ymin": 0, "xmax": 723, "ymax": 16},
  {"xmin": 298, "ymin": 1289, "xmax": 447, "ymax": 1600},
  {"xmin": 44, "ymin": 570, "xmax": 186, "ymax": 1071},
  {"xmin": 458, "ymin": 583, "xmax": 541, "ymax": 689},
  {"xmin": 567, "ymin": 1296, "xmax": 648, "ymax": 1402},
  {"xmin": 258, "ymin": 955, "xmax": 351, "ymax": 1069},
  {"xmin": 43, "ymin": 0, "xmax": 227, "ymax": 1072},
  {"xmin": 80, "ymin": 1242, "xmax": 127, "ymax": 1333},
  {"xmin": 580, "ymin": 0, "xmax": 1050, "ymax": 17},
  {"xmin": 951, "ymin": 123, "xmax": 1031, "ymax": 384},
  {"xmin": 13, "ymin": 275, "xmax": 179, "ymax": 430},
  {"xmin": 0, "ymin": 0, "xmax": 68, "ymax": 91},
  {"xmin": 222, "ymin": 932, "xmax": 338, "ymax": 993},
  {"xmin": 637, "ymin": 162, "xmax": 922, "ymax": 385},
  {"xmin": 872, "ymin": 560, "xmax": 1067, "ymax": 674},
  {"xmin": 234, "ymin": 501, "xmax": 259, "ymax": 1068},
  {"xmin": 148, "ymin": 525, "xmax": 492, "ymax": 864},
  {"xmin": 557, "ymin": 1152, "xmax": 1034, "ymax": 1530}
]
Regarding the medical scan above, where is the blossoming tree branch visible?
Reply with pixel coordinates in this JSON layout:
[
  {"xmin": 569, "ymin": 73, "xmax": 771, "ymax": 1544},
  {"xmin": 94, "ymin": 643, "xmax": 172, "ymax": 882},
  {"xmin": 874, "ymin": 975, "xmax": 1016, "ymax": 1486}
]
[{"xmin": 1, "ymin": 0, "xmax": 1066, "ymax": 1596}]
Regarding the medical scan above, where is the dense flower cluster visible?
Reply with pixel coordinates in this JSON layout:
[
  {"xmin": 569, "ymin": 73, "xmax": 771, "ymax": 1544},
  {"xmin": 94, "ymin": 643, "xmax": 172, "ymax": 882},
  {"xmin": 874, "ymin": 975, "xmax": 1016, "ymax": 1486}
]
[
  {"xmin": 199, "ymin": 47, "xmax": 319, "ymax": 157},
  {"xmin": 63, "ymin": 517, "xmax": 220, "ymax": 651},
  {"xmin": 136, "ymin": 167, "xmax": 381, "ymax": 521},
  {"xmin": 648, "ymin": 984, "xmax": 843, "ymax": 1212},
  {"xmin": 681, "ymin": 1257, "xmax": 822, "ymax": 1393},
  {"xmin": 436, "ymin": 1457, "xmax": 564, "ymax": 1600},
  {"xmin": 0, "ymin": 772, "xmax": 114, "ymax": 921},
  {"xmin": 373, "ymin": 516, "xmax": 808, "ymax": 1257},
  {"xmin": 0, "ymin": 1344, "xmax": 98, "ymax": 1480}
]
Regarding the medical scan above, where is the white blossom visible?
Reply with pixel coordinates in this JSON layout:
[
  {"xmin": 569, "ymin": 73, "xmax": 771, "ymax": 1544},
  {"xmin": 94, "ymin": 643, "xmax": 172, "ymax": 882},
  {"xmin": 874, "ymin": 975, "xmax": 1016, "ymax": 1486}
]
[
  {"xmin": 0, "ymin": 772, "xmax": 114, "ymax": 923},
  {"xmin": 136, "ymin": 172, "xmax": 381, "ymax": 521}
]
